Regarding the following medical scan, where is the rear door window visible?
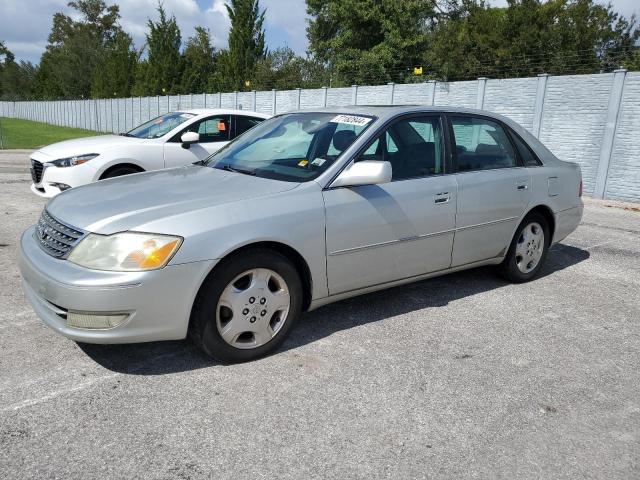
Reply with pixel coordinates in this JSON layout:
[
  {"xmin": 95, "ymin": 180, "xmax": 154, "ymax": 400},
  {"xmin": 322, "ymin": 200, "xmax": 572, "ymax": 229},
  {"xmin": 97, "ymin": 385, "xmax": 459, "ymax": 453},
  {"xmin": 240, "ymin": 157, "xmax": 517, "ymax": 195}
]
[
  {"xmin": 451, "ymin": 116, "xmax": 517, "ymax": 172},
  {"xmin": 510, "ymin": 130, "xmax": 542, "ymax": 167}
]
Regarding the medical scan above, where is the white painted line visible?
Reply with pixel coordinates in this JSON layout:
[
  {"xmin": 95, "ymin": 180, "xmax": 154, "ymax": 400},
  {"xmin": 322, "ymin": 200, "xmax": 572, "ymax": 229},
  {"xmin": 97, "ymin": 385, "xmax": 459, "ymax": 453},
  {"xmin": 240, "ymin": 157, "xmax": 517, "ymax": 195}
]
[
  {"xmin": 0, "ymin": 351, "xmax": 186, "ymax": 414},
  {"xmin": 585, "ymin": 240, "xmax": 614, "ymax": 251},
  {"xmin": 0, "ymin": 373, "xmax": 120, "ymax": 413}
]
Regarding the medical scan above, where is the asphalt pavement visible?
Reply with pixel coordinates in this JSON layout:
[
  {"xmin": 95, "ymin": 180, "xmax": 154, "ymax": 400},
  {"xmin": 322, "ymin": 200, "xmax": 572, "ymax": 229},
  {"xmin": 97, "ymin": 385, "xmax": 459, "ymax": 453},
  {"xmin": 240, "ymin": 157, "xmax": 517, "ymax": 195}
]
[{"xmin": 0, "ymin": 149, "xmax": 638, "ymax": 479}]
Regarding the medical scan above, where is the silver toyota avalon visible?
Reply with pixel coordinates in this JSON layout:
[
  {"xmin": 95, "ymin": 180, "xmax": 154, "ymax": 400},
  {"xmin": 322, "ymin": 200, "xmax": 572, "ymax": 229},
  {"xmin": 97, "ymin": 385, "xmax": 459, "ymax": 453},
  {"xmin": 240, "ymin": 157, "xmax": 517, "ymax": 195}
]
[{"xmin": 19, "ymin": 106, "xmax": 583, "ymax": 363}]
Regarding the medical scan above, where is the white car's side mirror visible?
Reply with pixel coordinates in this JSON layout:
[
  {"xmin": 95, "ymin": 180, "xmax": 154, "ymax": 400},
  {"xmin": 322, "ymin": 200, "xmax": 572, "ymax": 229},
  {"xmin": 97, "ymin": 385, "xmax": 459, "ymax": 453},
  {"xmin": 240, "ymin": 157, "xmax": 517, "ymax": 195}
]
[
  {"xmin": 331, "ymin": 160, "xmax": 392, "ymax": 188},
  {"xmin": 181, "ymin": 131, "xmax": 200, "ymax": 149}
]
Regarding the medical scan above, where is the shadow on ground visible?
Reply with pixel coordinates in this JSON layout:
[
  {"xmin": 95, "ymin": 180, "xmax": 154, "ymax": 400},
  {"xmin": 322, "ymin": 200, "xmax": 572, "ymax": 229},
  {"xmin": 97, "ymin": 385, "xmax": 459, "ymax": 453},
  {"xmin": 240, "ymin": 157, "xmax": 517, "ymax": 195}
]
[{"xmin": 79, "ymin": 243, "xmax": 589, "ymax": 375}]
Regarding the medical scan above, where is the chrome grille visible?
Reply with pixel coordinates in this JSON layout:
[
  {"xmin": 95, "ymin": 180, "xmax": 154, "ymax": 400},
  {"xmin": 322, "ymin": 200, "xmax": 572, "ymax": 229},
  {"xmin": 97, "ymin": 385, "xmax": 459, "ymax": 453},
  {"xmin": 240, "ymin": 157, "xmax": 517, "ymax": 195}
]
[
  {"xmin": 35, "ymin": 210, "xmax": 85, "ymax": 258},
  {"xmin": 30, "ymin": 159, "xmax": 44, "ymax": 184}
]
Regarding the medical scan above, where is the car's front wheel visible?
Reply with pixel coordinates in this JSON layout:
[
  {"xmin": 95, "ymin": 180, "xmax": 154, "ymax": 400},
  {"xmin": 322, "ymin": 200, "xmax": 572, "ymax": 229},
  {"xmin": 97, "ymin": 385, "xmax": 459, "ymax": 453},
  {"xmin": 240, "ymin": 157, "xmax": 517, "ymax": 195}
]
[
  {"xmin": 190, "ymin": 249, "xmax": 303, "ymax": 363},
  {"xmin": 500, "ymin": 212, "xmax": 550, "ymax": 283},
  {"xmin": 100, "ymin": 165, "xmax": 141, "ymax": 179}
]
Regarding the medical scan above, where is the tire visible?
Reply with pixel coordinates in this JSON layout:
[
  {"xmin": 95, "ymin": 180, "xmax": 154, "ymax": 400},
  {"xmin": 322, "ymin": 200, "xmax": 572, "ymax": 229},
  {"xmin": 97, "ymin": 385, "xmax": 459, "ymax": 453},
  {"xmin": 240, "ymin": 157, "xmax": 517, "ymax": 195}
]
[
  {"xmin": 190, "ymin": 249, "xmax": 303, "ymax": 363},
  {"xmin": 100, "ymin": 166, "xmax": 141, "ymax": 179},
  {"xmin": 499, "ymin": 212, "xmax": 550, "ymax": 283}
]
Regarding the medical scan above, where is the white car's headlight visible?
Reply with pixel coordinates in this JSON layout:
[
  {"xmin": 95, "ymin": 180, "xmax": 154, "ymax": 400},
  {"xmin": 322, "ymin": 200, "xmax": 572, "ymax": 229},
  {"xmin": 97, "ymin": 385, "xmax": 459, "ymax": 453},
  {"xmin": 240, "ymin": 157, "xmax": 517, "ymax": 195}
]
[
  {"xmin": 51, "ymin": 153, "xmax": 99, "ymax": 168},
  {"xmin": 68, "ymin": 232, "xmax": 182, "ymax": 271}
]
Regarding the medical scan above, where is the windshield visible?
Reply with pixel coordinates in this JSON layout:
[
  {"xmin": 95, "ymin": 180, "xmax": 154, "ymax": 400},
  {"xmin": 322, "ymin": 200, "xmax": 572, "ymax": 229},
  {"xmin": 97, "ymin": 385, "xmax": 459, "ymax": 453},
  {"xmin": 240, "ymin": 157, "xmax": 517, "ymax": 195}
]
[
  {"xmin": 126, "ymin": 112, "xmax": 196, "ymax": 139},
  {"xmin": 205, "ymin": 112, "xmax": 375, "ymax": 182}
]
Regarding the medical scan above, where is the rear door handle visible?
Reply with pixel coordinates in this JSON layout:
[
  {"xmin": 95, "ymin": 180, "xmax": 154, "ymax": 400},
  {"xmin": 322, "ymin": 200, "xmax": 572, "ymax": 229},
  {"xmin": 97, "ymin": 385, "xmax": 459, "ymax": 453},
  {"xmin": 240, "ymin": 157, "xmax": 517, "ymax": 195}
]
[
  {"xmin": 516, "ymin": 183, "xmax": 528, "ymax": 191},
  {"xmin": 434, "ymin": 192, "xmax": 450, "ymax": 204}
]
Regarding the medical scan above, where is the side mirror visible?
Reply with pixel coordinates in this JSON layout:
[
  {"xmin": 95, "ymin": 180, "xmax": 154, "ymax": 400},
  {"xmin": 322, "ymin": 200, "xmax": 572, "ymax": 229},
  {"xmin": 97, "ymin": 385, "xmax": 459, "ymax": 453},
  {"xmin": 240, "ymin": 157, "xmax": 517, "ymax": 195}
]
[
  {"xmin": 181, "ymin": 131, "xmax": 200, "ymax": 149},
  {"xmin": 331, "ymin": 160, "xmax": 392, "ymax": 188}
]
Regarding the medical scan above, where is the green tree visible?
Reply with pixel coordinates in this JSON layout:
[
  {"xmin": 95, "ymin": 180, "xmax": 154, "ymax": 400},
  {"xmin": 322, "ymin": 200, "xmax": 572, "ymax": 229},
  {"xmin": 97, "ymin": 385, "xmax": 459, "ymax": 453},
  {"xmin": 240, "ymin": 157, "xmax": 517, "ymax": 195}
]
[
  {"xmin": 181, "ymin": 27, "xmax": 217, "ymax": 93},
  {"xmin": 425, "ymin": 0, "xmax": 639, "ymax": 80},
  {"xmin": 253, "ymin": 47, "xmax": 329, "ymax": 90},
  {"xmin": 133, "ymin": 4, "xmax": 183, "ymax": 95},
  {"xmin": 0, "ymin": 41, "xmax": 36, "ymax": 100},
  {"xmin": 306, "ymin": 0, "xmax": 437, "ymax": 86},
  {"xmin": 32, "ymin": 0, "xmax": 122, "ymax": 98},
  {"xmin": 91, "ymin": 31, "xmax": 139, "ymax": 98},
  {"xmin": 221, "ymin": 0, "xmax": 266, "ymax": 91}
]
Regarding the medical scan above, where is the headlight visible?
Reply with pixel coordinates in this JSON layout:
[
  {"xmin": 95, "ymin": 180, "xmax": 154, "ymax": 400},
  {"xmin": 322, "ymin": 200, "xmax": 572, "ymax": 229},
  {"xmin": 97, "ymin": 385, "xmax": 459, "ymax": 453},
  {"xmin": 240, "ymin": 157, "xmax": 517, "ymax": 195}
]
[
  {"xmin": 51, "ymin": 153, "xmax": 99, "ymax": 168},
  {"xmin": 68, "ymin": 232, "xmax": 182, "ymax": 271}
]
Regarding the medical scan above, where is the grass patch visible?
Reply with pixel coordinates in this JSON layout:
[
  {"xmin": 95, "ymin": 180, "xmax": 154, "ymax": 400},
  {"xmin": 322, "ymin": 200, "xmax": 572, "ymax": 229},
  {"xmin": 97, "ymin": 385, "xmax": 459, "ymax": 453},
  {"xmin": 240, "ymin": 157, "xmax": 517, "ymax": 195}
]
[{"xmin": 0, "ymin": 117, "xmax": 99, "ymax": 149}]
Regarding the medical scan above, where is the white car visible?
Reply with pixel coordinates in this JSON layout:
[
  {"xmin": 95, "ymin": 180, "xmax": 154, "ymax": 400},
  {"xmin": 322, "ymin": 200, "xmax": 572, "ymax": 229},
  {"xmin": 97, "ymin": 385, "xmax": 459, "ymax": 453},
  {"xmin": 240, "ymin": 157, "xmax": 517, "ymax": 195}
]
[{"xmin": 29, "ymin": 108, "xmax": 270, "ymax": 197}]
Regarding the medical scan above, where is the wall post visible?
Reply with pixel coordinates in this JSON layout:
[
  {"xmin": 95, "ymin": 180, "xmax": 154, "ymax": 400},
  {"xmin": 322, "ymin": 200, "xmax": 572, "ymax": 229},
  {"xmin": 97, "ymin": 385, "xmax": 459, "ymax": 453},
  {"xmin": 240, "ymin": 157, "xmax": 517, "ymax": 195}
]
[
  {"xmin": 322, "ymin": 86, "xmax": 328, "ymax": 107},
  {"xmin": 272, "ymin": 89, "xmax": 277, "ymax": 114},
  {"xmin": 351, "ymin": 85, "xmax": 358, "ymax": 105},
  {"xmin": 296, "ymin": 88, "xmax": 302, "ymax": 109},
  {"xmin": 476, "ymin": 77, "xmax": 488, "ymax": 109},
  {"xmin": 532, "ymin": 73, "xmax": 549, "ymax": 139},
  {"xmin": 594, "ymin": 68, "xmax": 627, "ymax": 199},
  {"xmin": 428, "ymin": 80, "xmax": 436, "ymax": 106},
  {"xmin": 252, "ymin": 90, "xmax": 257, "ymax": 111},
  {"xmin": 388, "ymin": 82, "xmax": 395, "ymax": 105}
]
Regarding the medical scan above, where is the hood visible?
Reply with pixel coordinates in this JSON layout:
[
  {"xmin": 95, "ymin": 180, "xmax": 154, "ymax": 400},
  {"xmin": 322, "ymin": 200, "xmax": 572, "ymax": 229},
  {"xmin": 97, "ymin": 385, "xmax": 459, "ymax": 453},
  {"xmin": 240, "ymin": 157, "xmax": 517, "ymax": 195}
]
[
  {"xmin": 35, "ymin": 135, "xmax": 145, "ymax": 162},
  {"xmin": 47, "ymin": 166, "xmax": 299, "ymax": 234}
]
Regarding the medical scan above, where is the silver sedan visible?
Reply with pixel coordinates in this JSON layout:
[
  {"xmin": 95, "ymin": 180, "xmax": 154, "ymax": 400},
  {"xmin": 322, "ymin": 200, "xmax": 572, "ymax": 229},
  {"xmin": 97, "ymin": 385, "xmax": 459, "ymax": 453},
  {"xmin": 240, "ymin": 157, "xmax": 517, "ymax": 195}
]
[{"xmin": 19, "ymin": 106, "xmax": 583, "ymax": 362}]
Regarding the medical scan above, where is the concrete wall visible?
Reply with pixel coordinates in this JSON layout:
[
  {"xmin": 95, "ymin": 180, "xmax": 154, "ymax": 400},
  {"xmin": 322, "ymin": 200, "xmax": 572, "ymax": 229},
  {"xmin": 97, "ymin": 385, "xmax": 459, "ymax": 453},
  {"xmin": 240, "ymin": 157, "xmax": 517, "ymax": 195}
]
[{"xmin": 1, "ymin": 71, "xmax": 638, "ymax": 202}]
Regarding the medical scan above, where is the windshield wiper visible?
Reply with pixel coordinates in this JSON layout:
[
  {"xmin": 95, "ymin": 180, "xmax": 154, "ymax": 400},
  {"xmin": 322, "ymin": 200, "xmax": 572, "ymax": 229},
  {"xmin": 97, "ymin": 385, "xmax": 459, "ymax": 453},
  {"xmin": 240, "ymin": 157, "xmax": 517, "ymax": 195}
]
[
  {"xmin": 119, "ymin": 132, "xmax": 134, "ymax": 137},
  {"xmin": 220, "ymin": 164, "xmax": 256, "ymax": 176},
  {"xmin": 192, "ymin": 159, "xmax": 207, "ymax": 166}
]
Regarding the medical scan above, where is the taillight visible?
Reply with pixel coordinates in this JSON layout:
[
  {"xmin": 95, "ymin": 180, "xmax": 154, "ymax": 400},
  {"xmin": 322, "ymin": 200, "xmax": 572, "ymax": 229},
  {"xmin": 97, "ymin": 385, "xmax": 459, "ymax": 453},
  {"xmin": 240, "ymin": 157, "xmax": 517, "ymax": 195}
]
[{"xmin": 579, "ymin": 180, "xmax": 583, "ymax": 197}]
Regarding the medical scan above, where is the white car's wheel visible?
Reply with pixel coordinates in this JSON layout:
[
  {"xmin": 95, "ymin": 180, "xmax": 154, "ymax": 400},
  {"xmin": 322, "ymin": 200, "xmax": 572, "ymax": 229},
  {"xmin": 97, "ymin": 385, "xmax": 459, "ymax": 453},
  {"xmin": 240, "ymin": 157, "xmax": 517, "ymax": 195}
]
[{"xmin": 100, "ymin": 165, "xmax": 142, "ymax": 180}]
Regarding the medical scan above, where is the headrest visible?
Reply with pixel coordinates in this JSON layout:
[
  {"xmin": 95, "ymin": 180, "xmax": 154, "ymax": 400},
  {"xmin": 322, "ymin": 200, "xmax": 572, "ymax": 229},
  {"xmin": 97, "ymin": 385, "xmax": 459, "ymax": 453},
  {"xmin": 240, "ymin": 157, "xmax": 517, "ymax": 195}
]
[
  {"xmin": 475, "ymin": 144, "xmax": 502, "ymax": 157},
  {"xmin": 332, "ymin": 130, "xmax": 357, "ymax": 152}
]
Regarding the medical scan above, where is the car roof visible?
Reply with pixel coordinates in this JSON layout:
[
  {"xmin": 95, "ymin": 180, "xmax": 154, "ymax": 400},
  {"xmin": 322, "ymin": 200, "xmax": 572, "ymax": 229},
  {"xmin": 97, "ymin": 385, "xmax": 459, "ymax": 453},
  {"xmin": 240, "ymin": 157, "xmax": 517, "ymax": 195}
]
[
  {"xmin": 289, "ymin": 104, "xmax": 513, "ymax": 122},
  {"xmin": 179, "ymin": 108, "xmax": 271, "ymax": 118}
]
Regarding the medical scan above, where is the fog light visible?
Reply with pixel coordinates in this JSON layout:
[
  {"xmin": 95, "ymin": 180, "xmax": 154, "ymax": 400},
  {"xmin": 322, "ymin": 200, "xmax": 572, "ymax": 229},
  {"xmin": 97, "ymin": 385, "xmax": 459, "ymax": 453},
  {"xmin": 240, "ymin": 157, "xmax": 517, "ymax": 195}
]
[
  {"xmin": 67, "ymin": 311, "xmax": 128, "ymax": 329},
  {"xmin": 52, "ymin": 183, "xmax": 71, "ymax": 191}
]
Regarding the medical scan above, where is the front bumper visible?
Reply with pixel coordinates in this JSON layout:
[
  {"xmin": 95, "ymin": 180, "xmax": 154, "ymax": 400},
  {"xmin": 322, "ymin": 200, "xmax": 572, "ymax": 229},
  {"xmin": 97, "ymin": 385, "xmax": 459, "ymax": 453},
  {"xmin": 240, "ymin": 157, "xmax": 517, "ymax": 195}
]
[
  {"xmin": 30, "ymin": 156, "xmax": 99, "ymax": 198},
  {"xmin": 19, "ymin": 226, "xmax": 216, "ymax": 344}
]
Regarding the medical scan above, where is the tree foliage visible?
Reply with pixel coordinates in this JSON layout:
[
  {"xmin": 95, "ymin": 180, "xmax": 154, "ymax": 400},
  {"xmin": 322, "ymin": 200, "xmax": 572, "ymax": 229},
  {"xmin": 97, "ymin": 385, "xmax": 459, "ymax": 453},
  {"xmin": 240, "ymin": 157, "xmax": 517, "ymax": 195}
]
[
  {"xmin": 220, "ymin": 0, "xmax": 266, "ymax": 91},
  {"xmin": 134, "ymin": 4, "xmax": 183, "ymax": 95},
  {"xmin": 1, "ymin": 42, "xmax": 36, "ymax": 100},
  {"xmin": 426, "ymin": 0, "xmax": 640, "ymax": 80},
  {"xmin": 181, "ymin": 27, "xmax": 218, "ymax": 93},
  {"xmin": 1, "ymin": 0, "xmax": 639, "ymax": 100},
  {"xmin": 91, "ymin": 31, "xmax": 138, "ymax": 98},
  {"xmin": 307, "ymin": 0, "xmax": 437, "ymax": 86},
  {"xmin": 253, "ymin": 47, "xmax": 329, "ymax": 90},
  {"xmin": 33, "ymin": 0, "xmax": 122, "ymax": 98}
]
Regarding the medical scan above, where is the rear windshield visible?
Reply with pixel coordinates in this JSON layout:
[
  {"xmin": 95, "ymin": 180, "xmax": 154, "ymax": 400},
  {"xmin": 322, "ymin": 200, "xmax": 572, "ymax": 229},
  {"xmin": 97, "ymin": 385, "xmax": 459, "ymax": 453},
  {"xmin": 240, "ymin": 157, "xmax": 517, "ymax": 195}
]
[{"xmin": 205, "ymin": 112, "xmax": 375, "ymax": 182}]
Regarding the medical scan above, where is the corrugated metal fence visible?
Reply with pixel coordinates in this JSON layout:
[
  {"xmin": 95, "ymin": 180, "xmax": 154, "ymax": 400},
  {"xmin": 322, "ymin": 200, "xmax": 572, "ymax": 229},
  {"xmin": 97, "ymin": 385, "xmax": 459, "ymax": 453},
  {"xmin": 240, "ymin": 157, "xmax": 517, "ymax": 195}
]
[{"xmin": 1, "ymin": 70, "xmax": 639, "ymax": 202}]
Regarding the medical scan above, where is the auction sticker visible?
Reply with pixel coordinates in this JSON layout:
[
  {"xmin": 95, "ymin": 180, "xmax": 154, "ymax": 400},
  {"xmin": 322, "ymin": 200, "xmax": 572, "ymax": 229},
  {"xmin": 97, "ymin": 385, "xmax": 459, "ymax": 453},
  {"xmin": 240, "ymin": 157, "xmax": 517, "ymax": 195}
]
[{"xmin": 330, "ymin": 114, "xmax": 372, "ymax": 127}]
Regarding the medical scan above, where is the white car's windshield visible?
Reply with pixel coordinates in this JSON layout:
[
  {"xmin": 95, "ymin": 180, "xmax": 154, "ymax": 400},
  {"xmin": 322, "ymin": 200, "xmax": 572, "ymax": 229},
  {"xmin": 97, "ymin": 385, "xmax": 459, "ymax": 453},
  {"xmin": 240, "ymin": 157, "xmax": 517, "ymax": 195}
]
[
  {"xmin": 205, "ymin": 112, "xmax": 375, "ymax": 182},
  {"xmin": 126, "ymin": 112, "xmax": 196, "ymax": 139}
]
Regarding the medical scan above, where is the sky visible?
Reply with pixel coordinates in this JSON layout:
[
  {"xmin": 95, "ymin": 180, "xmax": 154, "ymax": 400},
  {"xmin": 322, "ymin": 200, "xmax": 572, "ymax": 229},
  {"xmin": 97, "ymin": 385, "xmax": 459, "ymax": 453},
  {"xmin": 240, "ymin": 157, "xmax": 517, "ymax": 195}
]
[{"xmin": 0, "ymin": 0, "xmax": 638, "ymax": 65}]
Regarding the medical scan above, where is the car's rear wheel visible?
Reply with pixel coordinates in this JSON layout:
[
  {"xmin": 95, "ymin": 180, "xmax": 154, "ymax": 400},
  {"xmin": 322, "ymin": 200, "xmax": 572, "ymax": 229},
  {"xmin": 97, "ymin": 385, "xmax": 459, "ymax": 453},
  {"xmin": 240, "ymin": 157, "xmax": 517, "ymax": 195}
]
[
  {"xmin": 500, "ymin": 212, "xmax": 550, "ymax": 283},
  {"xmin": 190, "ymin": 249, "xmax": 302, "ymax": 363},
  {"xmin": 100, "ymin": 165, "xmax": 141, "ymax": 179}
]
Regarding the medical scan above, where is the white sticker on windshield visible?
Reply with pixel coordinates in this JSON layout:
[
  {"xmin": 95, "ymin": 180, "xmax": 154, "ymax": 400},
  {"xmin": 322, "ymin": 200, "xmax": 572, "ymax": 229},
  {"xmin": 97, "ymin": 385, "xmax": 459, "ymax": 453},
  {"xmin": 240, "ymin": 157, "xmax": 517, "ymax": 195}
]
[
  {"xmin": 330, "ymin": 114, "xmax": 372, "ymax": 127},
  {"xmin": 180, "ymin": 113, "xmax": 195, "ymax": 119},
  {"xmin": 311, "ymin": 157, "xmax": 326, "ymax": 167}
]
